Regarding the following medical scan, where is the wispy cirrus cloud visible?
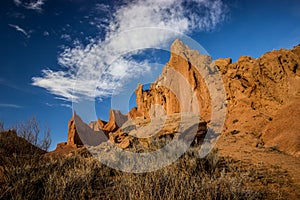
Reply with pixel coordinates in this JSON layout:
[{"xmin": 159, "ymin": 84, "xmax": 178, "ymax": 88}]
[
  {"xmin": 24, "ymin": 0, "xmax": 45, "ymax": 12},
  {"xmin": 0, "ymin": 103, "xmax": 22, "ymax": 108},
  {"xmin": 13, "ymin": 0, "xmax": 22, "ymax": 6},
  {"xmin": 60, "ymin": 103, "xmax": 72, "ymax": 109},
  {"xmin": 60, "ymin": 34, "xmax": 71, "ymax": 41},
  {"xmin": 94, "ymin": 3, "xmax": 110, "ymax": 13},
  {"xmin": 32, "ymin": 0, "xmax": 227, "ymax": 102},
  {"xmin": 13, "ymin": 0, "xmax": 46, "ymax": 12},
  {"xmin": 45, "ymin": 102, "xmax": 72, "ymax": 109},
  {"xmin": 8, "ymin": 24, "xmax": 30, "ymax": 38}
]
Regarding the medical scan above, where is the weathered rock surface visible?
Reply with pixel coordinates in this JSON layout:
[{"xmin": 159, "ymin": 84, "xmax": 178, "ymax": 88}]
[
  {"xmin": 60, "ymin": 41, "xmax": 300, "ymax": 157},
  {"xmin": 104, "ymin": 109, "xmax": 128, "ymax": 132},
  {"xmin": 89, "ymin": 119, "xmax": 106, "ymax": 131},
  {"xmin": 67, "ymin": 114, "xmax": 83, "ymax": 147},
  {"xmin": 262, "ymin": 99, "xmax": 300, "ymax": 157},
  {"xmin": 108, "ymin": 113, "xmax": 207, "ymax": 149},
  {"xmin": 135, "ymin": 39, "xmax": 212, "ymax": 121},
  {"xmin": 214, "ymin": 44, "xmax": 300, "ymax": 156},
  {"xmin": 128, "ymin": 107, "xmax": 143, "ymax": 119},
  {"xmin": 54, "ymin": 113, "xmax": 108, "ymax": 154},
  {"xmin": 215, "ymin": 45, "xmax": 300, "ymax": 134},
  {"xmin": 89, "ymin": 109, "xmax": 128, "ymax": 133}
]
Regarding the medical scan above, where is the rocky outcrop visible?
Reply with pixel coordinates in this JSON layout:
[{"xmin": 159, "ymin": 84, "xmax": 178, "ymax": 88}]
[
  {"xmin": 67, "ymin": 115, "xmax": 83, "ymax": 147},
  {"xmin": 59, "ymin": 40, "xmax": 300, "ymax": 157},
  {"xmin": 89, "ymin": 109, "xmax": 128, "ymax": 133},
  {"xmin": 103, "ymin": 109, "xmax": 128, "ymax": 132},
  {"xmin": 215, "ymin": 44, "xmax": 300, "ymax": 137},
  {"xmin": 128, "ymin": 107, "xmax": 143, "ymax": 119},
  {"xmin": 214, "ymin": 45, "xmax": 300, "ymax": 157},
  {"xmin": 135, "ymin": 83, "xmax": 180, "ymax": 119},
  {"xmin": 73, "ymin": 114, "xmax": 108, "ymax": 146},
  {"xmin": 108, "ymin": 113, "xmax": 207, "ymax": 149},
  {"xmin": 53, "ymin": 114, "xmax": 84, "ymax": 153},
  {"xmin": 54, "ymin": 113, "xmax": 108, "ymax": 153},
  {"xmin": 89, "ymin": 119, "xmax": 106, "ymax": 131},
  {"xmin": 135, "ymin": 39, "xmax": 212, "ymax": 121}
]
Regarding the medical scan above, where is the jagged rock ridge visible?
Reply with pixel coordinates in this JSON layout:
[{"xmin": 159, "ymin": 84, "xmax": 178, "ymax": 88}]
[{"xmin": 57, "ymin": 40, "xmax": 300, "ymax": 157}]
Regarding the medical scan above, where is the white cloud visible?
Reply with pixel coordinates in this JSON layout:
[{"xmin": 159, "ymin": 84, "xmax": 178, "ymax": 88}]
[
  {"xmin": 32, "ymin": 0, "xmax": 227, "ymax": 102},
  {"xmin": 45, "ymin": 102, "xmax": 72, "ymax": 109},
  {"xmin": 45, "ymin": 102, "xmax": 53, "ymax": 107},
  {"xmin": 13, "ymin": 0, "xmax": 46, "ymax": 12},
  {"xmin": 23, "ymin": 0, "xmax": 45, "ymax": 12},
  {"xmin": 0, "ymin": 103, "xmax": 22, "ymax": 108},
  {"xmin": 60, "ymin": 103, "xmax": 72, "ymax": 109},
  {"xmin": 8, "ymin": 24, "xmax": 30, "ymax": 38},
  {"xmin": 13, "ymin": 0, "xmax": 22, "ymax": 6},
  {"xmin": 60, "ymin": 34, "xmax": 71, "ymax": 41},
  {"xmin": 43, "ymin": 31, "xmax": 49, "ymax": 36},
  {"xmin": 95, "ymin": 3, "xmax": 110, "ymax": 13}
]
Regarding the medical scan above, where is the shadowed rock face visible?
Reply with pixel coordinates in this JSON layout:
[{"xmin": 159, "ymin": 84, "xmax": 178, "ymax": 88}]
[
  {"xmin": 67, "ymin": 115, "xmax": 83, "ymax": 147},
  {"xmin": 61, "ymin": 40, "xmax": 300, "ymax": 157},
  {"xmin": 103, "ymin": 109, "xmax": 128, "ymax": 132},
  {"xmin": 89, "ymin": 109, "xmax": 128, "ymax": 134}
]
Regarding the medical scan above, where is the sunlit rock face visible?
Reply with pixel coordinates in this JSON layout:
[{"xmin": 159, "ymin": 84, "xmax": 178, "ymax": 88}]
[
  {"xmin": 135, "ymin": 39, "xmax": 212, "ymax": 122},
  {"xmin": 64, "ymin": 40, "xmax": 300, "ymax": 157}
]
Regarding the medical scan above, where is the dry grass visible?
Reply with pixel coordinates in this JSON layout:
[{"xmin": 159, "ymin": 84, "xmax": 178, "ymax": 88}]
[
  {"xmin": 1, "ymin": 142, "xmax": 289, "ymax": 200},
  {"xmin": 0, "ymin": 126, "xmax": 292, "ymax": 200}
]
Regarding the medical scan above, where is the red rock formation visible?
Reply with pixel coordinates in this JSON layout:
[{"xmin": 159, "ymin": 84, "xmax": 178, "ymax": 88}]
[
  {"xmin": 135, "ymin": 83, "xmax": 180, "ymax": 119},
  {"xmin": 128, "ymin": 107, "xmax": 143, "ymax": 119},
  {"xmin": 67, "ymin": 115, "xmax": 83, "ymax": 147},
  {"xmin": 89, "ymin": 109, "xmax": 128, "ymax": 133},
  {"xmin": 58, "ymin": 40, "xmax": 300, "ymax": 157},
  {"xmin": 135, "ymin": 39, "xmax": 212, "ymax": 121},
  {"xmin": 103, "ymin": 109, "xmax": 128, "ymax": 132},
  {"xmin": 89, "ymin": 119, "xmax": 106, "ymax": 131},
  {"xmin": 215, "ymin": 44, "xmax": 300, "ymax": 136},
  {"xmin": 214, "ymin": 44, "xmax": 300, "ymax": 156},
  {"xmin": 262, "ymin": 100, "xmax": 300, "ymax": 157},
  {"xmin": 108, "ymin": 113, "xmax": 207, "ymax": 149},
  {"xmin": 54, "ymin": 113, "xmax": 108, "ymax": 154}
]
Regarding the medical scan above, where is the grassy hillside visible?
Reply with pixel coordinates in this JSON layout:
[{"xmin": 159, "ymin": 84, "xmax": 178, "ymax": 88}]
[{"xmin": 0, "ymin": 134, "xmax": 291, "ymax": 200}]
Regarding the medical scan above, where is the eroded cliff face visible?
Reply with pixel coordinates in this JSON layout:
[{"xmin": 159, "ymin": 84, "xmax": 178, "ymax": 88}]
[
  {"xmin": 135, "ymin": 39, "xmax": 212, "ymax": 121},
  {"xmin": 61, "ymin": 40, "xmax": 300, "ymax": 157},
  {"xmin": 214, "ymin": 45, "xmax": 300, "ymax": 156},
  {"xmin": 215, "ymin": 45, "xmax": 300, "ymax": 134}
]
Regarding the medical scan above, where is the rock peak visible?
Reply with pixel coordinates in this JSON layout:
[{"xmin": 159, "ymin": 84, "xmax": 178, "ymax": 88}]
[{"xmin": 170, "ymin": 39, "xmax": 188, "ymax": 53}]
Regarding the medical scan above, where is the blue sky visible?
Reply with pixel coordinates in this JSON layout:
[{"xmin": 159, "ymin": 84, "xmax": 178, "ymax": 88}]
[{"xmin": 1, "ymin": 0, "xmax": 300, "ymax": 150}]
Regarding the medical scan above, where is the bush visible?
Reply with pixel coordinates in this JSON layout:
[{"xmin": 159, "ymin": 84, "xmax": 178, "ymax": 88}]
[
  {"xmin": 0, "ymin": 121, "xmax": 4, "ymax": 132},
  {"xmin": 14, "ymin": 116, "xmax": 52, "ymax": 151}
]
